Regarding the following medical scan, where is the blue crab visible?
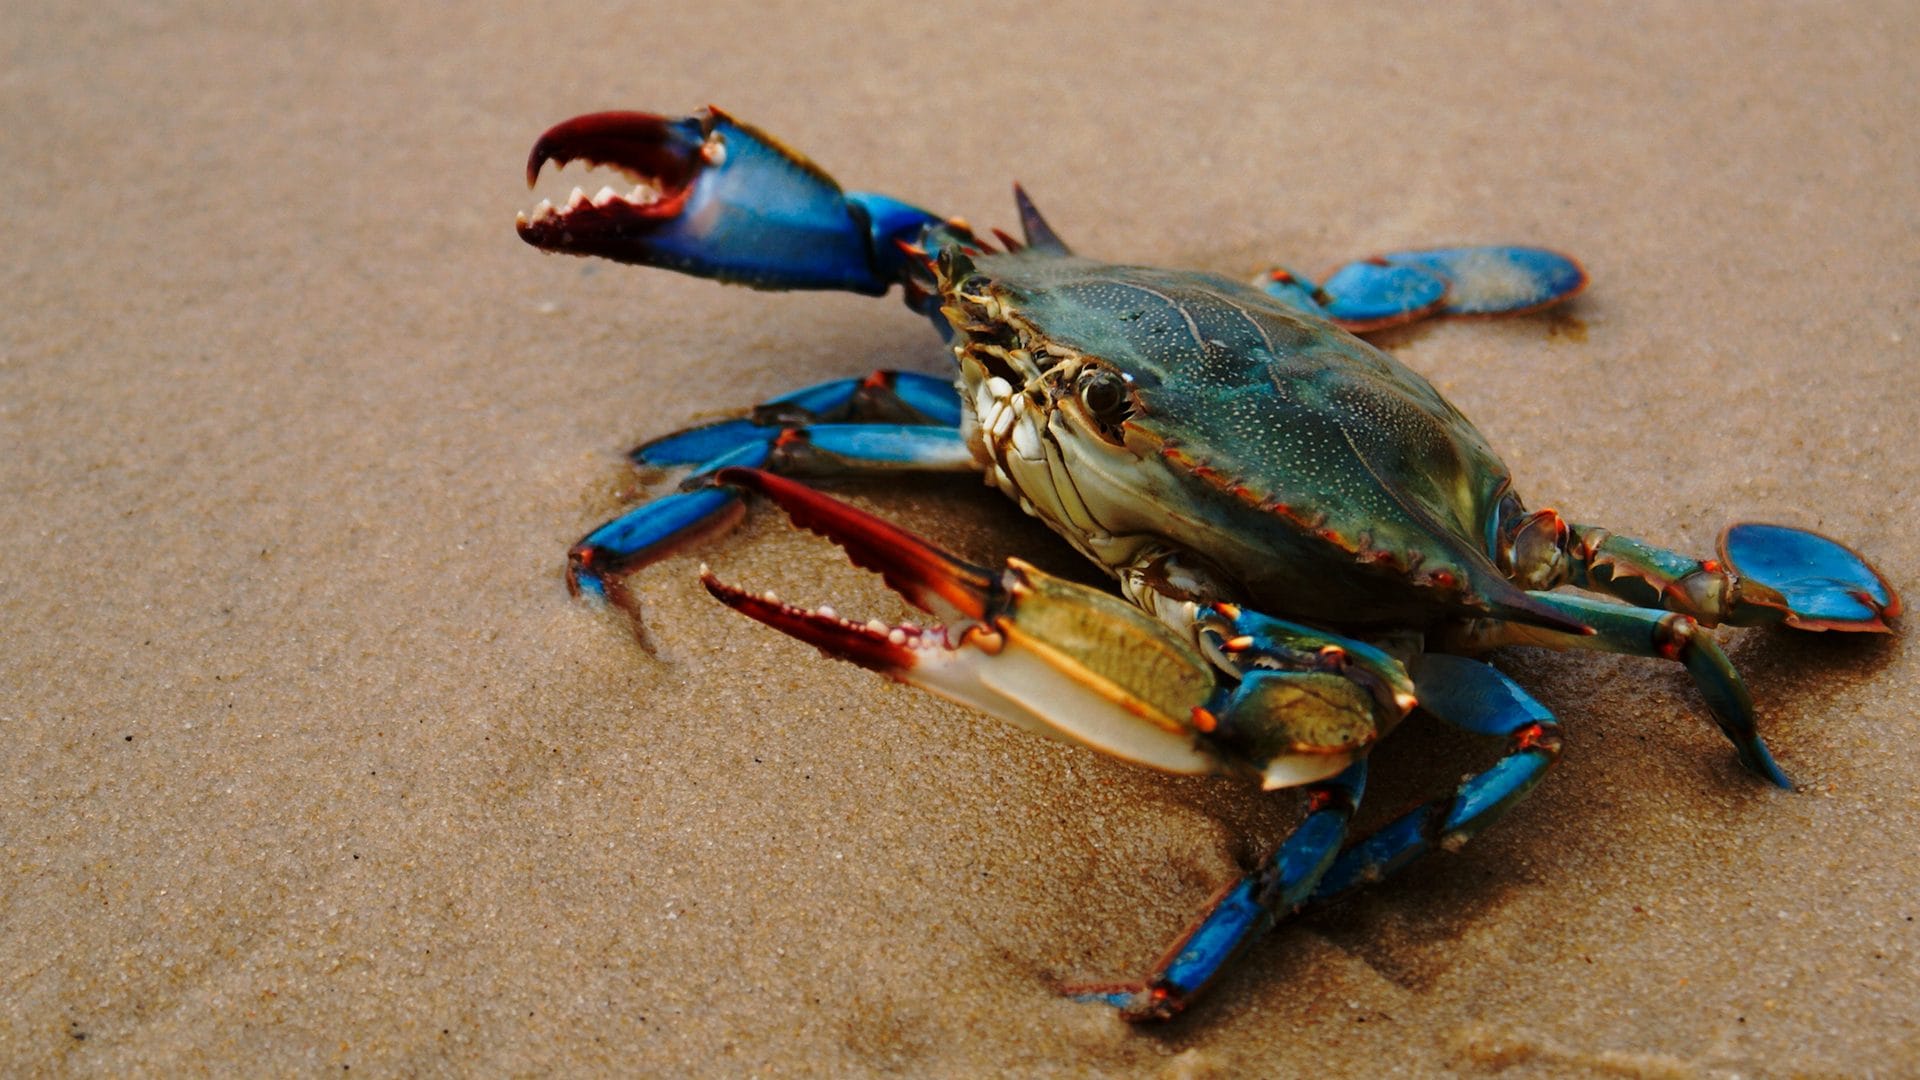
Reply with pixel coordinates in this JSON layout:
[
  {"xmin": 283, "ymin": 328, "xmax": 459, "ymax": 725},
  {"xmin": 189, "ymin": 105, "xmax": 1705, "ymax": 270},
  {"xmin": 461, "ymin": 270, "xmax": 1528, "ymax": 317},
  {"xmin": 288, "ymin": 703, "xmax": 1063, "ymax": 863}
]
[{"xmin": 517, "ymin": 108, "xmax": 1899, "ymax": 1021}]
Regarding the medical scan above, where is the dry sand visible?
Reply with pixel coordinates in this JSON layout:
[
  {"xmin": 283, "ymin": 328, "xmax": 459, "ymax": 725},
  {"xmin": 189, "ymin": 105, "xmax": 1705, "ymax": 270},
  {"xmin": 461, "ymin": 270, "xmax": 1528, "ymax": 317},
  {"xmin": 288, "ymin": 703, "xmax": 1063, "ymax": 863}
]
[{"xmin": 5, "ymin": 3, "xmax": 1916, "ymax": 1075}]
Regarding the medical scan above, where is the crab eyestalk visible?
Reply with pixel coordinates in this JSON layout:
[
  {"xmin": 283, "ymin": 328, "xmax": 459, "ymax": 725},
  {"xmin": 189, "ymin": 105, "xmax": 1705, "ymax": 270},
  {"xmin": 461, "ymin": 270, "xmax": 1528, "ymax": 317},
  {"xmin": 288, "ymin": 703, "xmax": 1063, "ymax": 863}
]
[
  {"xmin": 701, "ymin": 469, "xmax": 1404, "ymax": 788},
  {"xmin": 518, "ymin": 108, "xmax": 941, "ymax": 295}
]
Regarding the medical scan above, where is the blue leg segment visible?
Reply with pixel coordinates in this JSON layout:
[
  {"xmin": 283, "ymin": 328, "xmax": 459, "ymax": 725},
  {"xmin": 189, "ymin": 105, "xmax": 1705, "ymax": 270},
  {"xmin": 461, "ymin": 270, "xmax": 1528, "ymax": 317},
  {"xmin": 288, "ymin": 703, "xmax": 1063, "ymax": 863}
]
[
  {"xmin": 756, "ymin": 370, "xmax": 962, "ymax": 427},
  {"xmin": 635, "ymin": 370, "xmax": 962, "ymax": 467},
  {"xmin": 570, "ymin": 418, "xmax": 977, "ymax": 603},
  {"xmin": 1257, "ymin": 246, "xmax": 1588, "ymax": 333},
  {"xmin": 1311, "ymin": 654, "xmax": 1563, "ymax": 903},
  {"xmin": 1067, "ymin": 763, "xmax": 1367, "ymax": 1022},
  {"xmin": 570, "ymin": 486, "xmax": 747, "ymax": 603}
]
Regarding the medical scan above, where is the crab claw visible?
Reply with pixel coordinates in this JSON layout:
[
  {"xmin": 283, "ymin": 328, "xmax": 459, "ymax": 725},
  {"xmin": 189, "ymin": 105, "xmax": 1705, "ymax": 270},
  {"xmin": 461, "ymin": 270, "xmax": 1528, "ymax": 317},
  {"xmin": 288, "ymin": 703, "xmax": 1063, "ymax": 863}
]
[
  {"xmin": 1719, "ymin": 523, "xmax": 1901, "ymax": 631},
  {"xmin": 518, "ymin": 108, "xmax": 939, "ymax": 294},
  {"xmin": 701, "ymin": 469, "xmax": 1403, "ymax": 789},
  {"xmin": 701, "ymin": 468, "xmax": 1231, "ymax": 773}
]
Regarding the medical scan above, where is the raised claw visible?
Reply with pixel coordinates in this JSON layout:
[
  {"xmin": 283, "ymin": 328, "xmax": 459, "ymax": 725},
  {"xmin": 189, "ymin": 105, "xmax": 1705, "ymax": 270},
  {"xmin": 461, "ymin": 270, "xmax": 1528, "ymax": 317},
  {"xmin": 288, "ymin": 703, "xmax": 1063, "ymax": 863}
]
[
  {"xmin": 1719, "ymin": 523, "xmax": 1901, "ymax": 632},
  {"xmin": 518, "ymin": 108, "xmax": 939, "ymax": 294}
]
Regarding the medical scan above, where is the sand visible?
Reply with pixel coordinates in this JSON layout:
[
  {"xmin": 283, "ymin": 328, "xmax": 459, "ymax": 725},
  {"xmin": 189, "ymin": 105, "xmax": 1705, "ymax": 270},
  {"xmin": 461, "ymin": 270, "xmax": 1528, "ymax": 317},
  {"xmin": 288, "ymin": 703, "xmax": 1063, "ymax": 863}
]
[{"xmin": 4, "ymin": 3, "xmax": 1916, "ymax": 1075}]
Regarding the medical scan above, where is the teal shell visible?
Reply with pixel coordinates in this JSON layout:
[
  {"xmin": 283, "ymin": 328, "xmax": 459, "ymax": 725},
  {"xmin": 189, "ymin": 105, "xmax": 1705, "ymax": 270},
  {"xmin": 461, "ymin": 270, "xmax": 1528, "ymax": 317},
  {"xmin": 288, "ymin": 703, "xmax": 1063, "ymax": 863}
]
[{"xmin": 977, "ymin": 256, "xmax": 1554, "ymax": 629}]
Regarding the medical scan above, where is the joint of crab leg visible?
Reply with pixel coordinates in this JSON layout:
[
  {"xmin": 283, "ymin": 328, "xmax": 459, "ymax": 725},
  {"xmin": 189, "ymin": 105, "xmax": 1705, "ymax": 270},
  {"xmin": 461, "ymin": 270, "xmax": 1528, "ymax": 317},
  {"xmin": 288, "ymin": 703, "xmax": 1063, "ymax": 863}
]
[{"xmin": 1498, "ymin": 506, "xmax": 1573, "ymax": 591}]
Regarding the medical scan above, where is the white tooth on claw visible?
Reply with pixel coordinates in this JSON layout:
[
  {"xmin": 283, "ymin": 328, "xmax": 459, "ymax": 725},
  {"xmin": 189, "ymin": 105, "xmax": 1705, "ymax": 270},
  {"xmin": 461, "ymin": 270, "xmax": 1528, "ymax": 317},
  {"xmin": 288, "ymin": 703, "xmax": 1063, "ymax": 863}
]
[
  {"xmin": 568, "ymin": 186, "xmax": 588, "ymax": 208},
  {"xmin": 592, "ymin": 185, "xmax": 620, "ymax": 207},
  {"xmin": 533, "ymin": 198, "xmax": 555, "ymax": 219}
]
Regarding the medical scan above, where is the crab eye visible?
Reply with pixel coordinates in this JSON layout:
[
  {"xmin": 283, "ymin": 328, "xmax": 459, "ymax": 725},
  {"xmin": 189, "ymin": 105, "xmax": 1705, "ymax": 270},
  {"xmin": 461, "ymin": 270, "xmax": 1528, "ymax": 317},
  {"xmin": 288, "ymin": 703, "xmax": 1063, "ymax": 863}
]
[{"xmin": 1077, "ymin": 368, "xmax": 1131, "ymax": 421}]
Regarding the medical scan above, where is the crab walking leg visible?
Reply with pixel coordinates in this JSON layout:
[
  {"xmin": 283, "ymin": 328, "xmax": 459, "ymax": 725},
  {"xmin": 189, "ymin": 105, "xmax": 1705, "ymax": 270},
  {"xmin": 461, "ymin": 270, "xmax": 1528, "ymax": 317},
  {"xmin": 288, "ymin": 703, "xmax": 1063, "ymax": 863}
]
[
  {"xmin": 1568, "ymin": 522, "xmax": 1899, "ymax": 633},
  {"xmin": 1310, "ymin": 654, "xmax": 1564, "ymax": 904},
  {"xmin": 1442, "ymin": 592, "xmax": 1791, "ymax": 788},
  {"xmin": 632, "ymin": 370, "xmax": 963, "ymax": 467},
  {"xmin": 1067, "ymin": 762, "xmax": 1367, "ymax": 1023},
  {"xmin": 567, "ymin": 423, "xmax": 977, "ymax": 601},
  {"xmin": 1256, "ymin": 246, "xmax": 1588, "ymax": 334}
]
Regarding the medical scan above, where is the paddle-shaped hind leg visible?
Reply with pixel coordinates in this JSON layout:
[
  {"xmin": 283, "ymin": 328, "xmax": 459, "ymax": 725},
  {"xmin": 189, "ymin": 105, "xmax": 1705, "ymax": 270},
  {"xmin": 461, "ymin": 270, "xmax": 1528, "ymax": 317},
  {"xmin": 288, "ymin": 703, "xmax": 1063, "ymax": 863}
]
[
  {"xmin": 1258, "ymin": 246, "xmax": 1588, "ymax": 333},
  {"xmin": 1311, "ymin": 654, "xmax": 1563, "ymax": 903}
]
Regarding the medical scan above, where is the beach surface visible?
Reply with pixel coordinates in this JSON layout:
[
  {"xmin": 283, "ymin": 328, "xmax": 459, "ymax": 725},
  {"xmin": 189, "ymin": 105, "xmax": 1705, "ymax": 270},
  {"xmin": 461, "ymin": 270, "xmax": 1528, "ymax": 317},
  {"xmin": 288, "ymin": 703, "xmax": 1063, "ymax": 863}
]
[{"xmin": 4, "ymin": 3, "xmax": 1916, "ymax": 1075}]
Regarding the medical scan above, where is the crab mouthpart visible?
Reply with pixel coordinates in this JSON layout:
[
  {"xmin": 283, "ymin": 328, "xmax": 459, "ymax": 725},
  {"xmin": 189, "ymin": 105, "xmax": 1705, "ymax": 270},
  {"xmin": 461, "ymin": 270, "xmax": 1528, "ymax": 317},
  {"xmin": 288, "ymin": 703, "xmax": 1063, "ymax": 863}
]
[{"xmin": 516, "ymin": 111, "xmax": 709, "ymax": 255}]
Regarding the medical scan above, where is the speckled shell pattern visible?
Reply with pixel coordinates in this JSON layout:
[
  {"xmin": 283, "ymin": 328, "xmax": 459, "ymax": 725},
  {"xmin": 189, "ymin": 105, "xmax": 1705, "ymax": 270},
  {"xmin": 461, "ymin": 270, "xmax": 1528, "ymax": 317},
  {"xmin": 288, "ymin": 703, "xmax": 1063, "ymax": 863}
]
[{"xmin": 953, "ymin": 255, "xmax": 1544, "ymax": 630}]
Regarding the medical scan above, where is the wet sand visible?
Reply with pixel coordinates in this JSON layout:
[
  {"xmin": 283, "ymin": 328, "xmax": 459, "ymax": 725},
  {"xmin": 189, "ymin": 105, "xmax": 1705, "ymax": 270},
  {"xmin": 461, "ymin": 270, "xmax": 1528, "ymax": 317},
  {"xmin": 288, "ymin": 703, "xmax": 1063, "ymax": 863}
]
[{"xmin": 4, "ymin": 3, "xmax": 1916, "ymax": 1075}]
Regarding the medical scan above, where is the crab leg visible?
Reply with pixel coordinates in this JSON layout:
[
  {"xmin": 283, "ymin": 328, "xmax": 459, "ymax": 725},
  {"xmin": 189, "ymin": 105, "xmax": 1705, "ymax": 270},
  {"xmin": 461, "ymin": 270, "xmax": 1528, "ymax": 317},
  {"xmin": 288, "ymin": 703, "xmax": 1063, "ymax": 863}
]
[
  {"xmin": 632, "ymin": 370, "xmax": 962, "ymax": 467},
  {"xmin": 1310, "ymin": 654, "xmax": 1564, "ymax": 902},
  {"xmin": 1258, "ymin": 246, "xmax": 1588, "ymax": 333},
  {"xmin": 570, "ymin": 369, "xmax": 968, "ymax": 601},
  {"xmin": 1441, "ymin": 591, "xmax": 1790, "ymax": 787},
  {"xmin": 568, "ymin": 422, "xmax": 976, "ymax": 602},
  {"xmin": 1074, "ymin": 654, "xmax": 1558, "ymax": 1022},
  {"xmin": 520, "ymin": 109, "xmax": 1083, "ymax": 333},
  {"xmin": 1066, "ymin": 762, "xmax": 1367, "ymax": 1023},
  {"xmin": 1578, "ymin": 521, "xmax": 1898, "ymax": 633},
  {"xmin": 1500, "ymin": 509, "xmax": 1899, "ymax": 634}
]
